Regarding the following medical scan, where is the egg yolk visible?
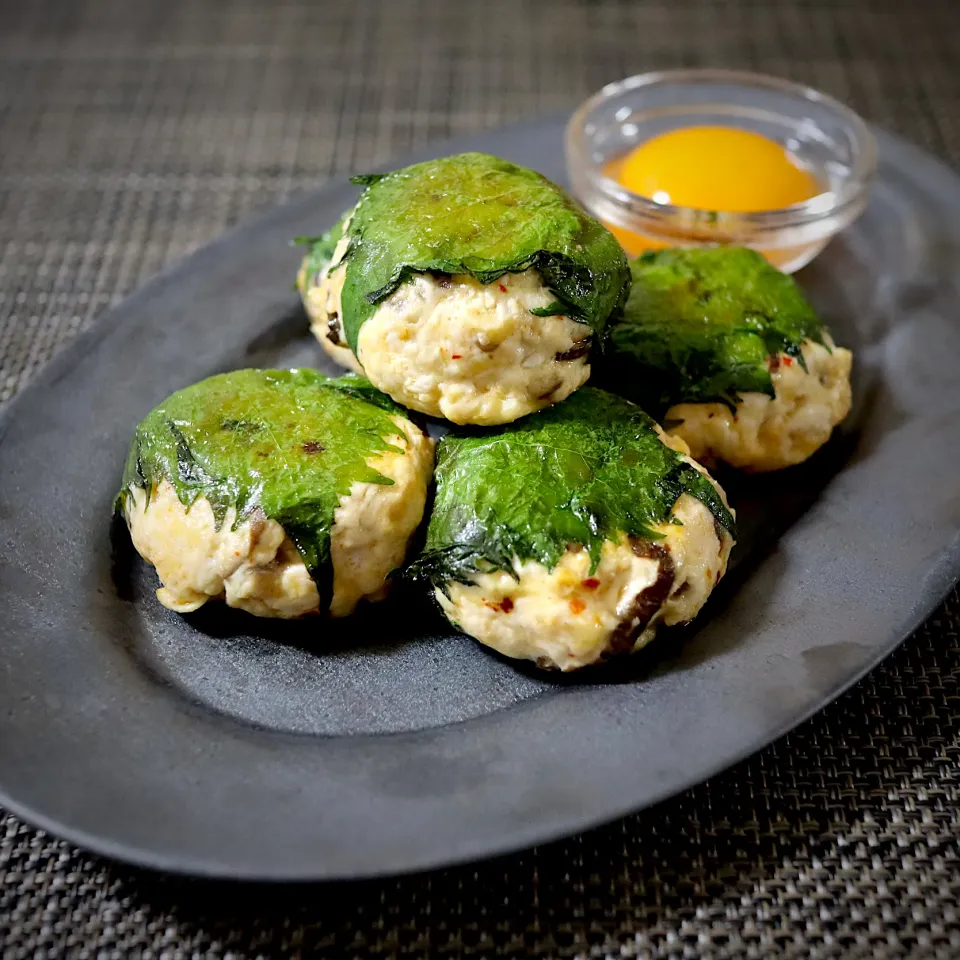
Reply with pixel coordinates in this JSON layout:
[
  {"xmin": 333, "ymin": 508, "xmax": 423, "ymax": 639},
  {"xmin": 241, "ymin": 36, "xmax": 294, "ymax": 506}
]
[
  {"xmin": 603, "ymin": 126, "xmax": 821, "ymax": 268},
  {"xmin": 614, "ymin": 126, "xmax": 818, "ymax": 212}
]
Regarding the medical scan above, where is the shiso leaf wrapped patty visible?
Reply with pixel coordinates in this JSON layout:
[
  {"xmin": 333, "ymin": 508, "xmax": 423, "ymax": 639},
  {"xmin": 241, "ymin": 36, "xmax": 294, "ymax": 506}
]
[
  {"xmin": 118, "ymin": 369, "xmax": 433, "ymax": 618},
  {"xmin": 408, "ymin": 387, "xmax": 736, "ymax": 671},
  {"xmin": 598, "ymin": 247, "xmax": 853, "ymax": 471},
  {"xmin": 297, "ymin": 152, "xmax": 630, "ymax": 425}
]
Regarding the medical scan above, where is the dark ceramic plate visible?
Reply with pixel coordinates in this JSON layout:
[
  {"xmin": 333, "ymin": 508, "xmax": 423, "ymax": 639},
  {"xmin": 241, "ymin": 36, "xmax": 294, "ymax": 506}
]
[{"xmin": 1, "ymin": 117, "xmax": 959, "ymax": 881}]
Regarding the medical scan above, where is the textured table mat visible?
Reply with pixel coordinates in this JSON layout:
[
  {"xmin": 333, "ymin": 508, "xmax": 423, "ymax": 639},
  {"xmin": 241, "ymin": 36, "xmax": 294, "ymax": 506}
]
[{"xmin": 2, "ymin": 0, "xmax": 960, "ymax": 956}]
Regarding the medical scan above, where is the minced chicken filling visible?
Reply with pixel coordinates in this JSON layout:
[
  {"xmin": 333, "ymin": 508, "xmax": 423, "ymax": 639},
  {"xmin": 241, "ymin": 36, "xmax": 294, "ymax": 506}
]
[
  {"xmin": 125, "ymin": 414, "xmax": 433, "ymax": 618},
  {"xmin": 299, "ymin": 217, "xmax": 363, "ymax": 374},
  {"xmin": 356, "ymin": 269, "xmax": 591, "ymax": 425},
  {"xmin": 665, "ymin": 337, "xmax": 852, "ymax": 472}
]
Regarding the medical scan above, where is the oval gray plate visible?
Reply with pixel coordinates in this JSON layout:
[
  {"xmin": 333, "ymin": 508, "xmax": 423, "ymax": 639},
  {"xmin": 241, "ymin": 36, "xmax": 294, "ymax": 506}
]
[{"xmin": 1, "ymin": 116, "xmax": 959, "ymax": 881}]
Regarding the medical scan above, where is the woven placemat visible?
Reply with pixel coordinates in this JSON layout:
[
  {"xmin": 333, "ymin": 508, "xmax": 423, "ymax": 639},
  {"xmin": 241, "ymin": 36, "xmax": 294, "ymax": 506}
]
[{"xmin": 2, "ymin": 0, "xmax": 960, "ymax": 956}]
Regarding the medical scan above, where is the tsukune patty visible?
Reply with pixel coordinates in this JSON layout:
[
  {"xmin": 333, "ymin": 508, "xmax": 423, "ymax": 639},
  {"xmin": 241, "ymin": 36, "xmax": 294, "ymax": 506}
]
[
  {"xmin": 599, "ymin": 247, "xmax": 852, "ymax": 472},
  {"xmin": 118, "ymin": 369, "xmax": 433, "ymax": 618},
  {"xmin": 408, "ymin": 387, "xmax": 735, "ymax": 671},
  {"xmin": 297, "ymin": 152, "xmax": 630, "ymax": 425}
]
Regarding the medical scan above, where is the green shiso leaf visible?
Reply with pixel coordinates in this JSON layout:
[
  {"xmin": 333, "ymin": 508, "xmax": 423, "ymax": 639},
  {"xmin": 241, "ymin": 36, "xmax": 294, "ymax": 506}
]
[
  {"xmin": 598, "ymin": 247, "xmax": 831, "ymax": 414},
  {"xmin": 295, "ymin": 215, "xmax": 348, "ymax": 293},
  {"xmin": 409, "ymin": 386, "xmax": 734, "ymax": 587},
  {"xmin": 529, "ymin": 300, "xmax": 570, "ymax": 317},
  {"xmin": 326, "ymin": 152, "xmax": 629, "ymax": 352},
  {"xmin": 117, "ymin": 369, "xmax": 409, "ymax": 605},
  {"xmin": 350, "ymin": 173, "xmax": 387, "ymax": 187}
]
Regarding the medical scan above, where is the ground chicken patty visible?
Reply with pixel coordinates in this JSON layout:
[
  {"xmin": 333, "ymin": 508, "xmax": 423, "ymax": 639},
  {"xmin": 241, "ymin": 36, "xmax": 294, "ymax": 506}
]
[
  {"xmin": 297, "ymin": 216, "xmax": 363, "ymax": 374},
  {"xmin": 296, "ymin": 152, "xmax": 629, "ymax": 425},
  {"xmin": 666, "ymin": 335, "xmax": 852, "ymax": 471},
  {"xmin": 410, "ymin": 388, "xmax": 735, "ymax": 671},
  {"xmin": 119, "ymin": 369, "xmax": 433, "ymax": 619},
  {"xmin": 601, "ymin": 247, "xmax": 853, "ymax": 471}
]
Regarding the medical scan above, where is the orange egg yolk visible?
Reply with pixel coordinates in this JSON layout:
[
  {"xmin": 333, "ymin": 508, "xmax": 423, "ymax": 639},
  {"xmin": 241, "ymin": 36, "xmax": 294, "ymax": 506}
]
[
  {"xmin": 615, "ymin": 126, "xmax": 818, "ymax": 212},
  {"xmin": 603, "ymin": 126, "xmax": 820, "ymax": 267}
]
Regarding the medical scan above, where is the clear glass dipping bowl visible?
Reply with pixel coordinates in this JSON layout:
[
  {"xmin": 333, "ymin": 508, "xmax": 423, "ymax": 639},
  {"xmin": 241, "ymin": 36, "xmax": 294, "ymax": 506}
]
[{"xmin": 565, "ymin": 69, "xmax": 878, "ymax": 273}]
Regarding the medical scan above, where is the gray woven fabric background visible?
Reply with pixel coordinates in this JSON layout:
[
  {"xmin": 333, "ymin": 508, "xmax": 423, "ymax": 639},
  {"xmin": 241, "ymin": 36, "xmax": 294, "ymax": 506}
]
[{"xmin": 2, "ymin": 0, "xmax": 960, "ymax": 956}]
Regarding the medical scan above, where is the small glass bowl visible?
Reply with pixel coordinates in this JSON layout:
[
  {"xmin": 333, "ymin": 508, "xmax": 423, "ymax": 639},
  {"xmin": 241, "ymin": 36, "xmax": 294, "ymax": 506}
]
[{"xmin": 566, "ymin": 69, "xmax": 878, "ymax": 273}]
